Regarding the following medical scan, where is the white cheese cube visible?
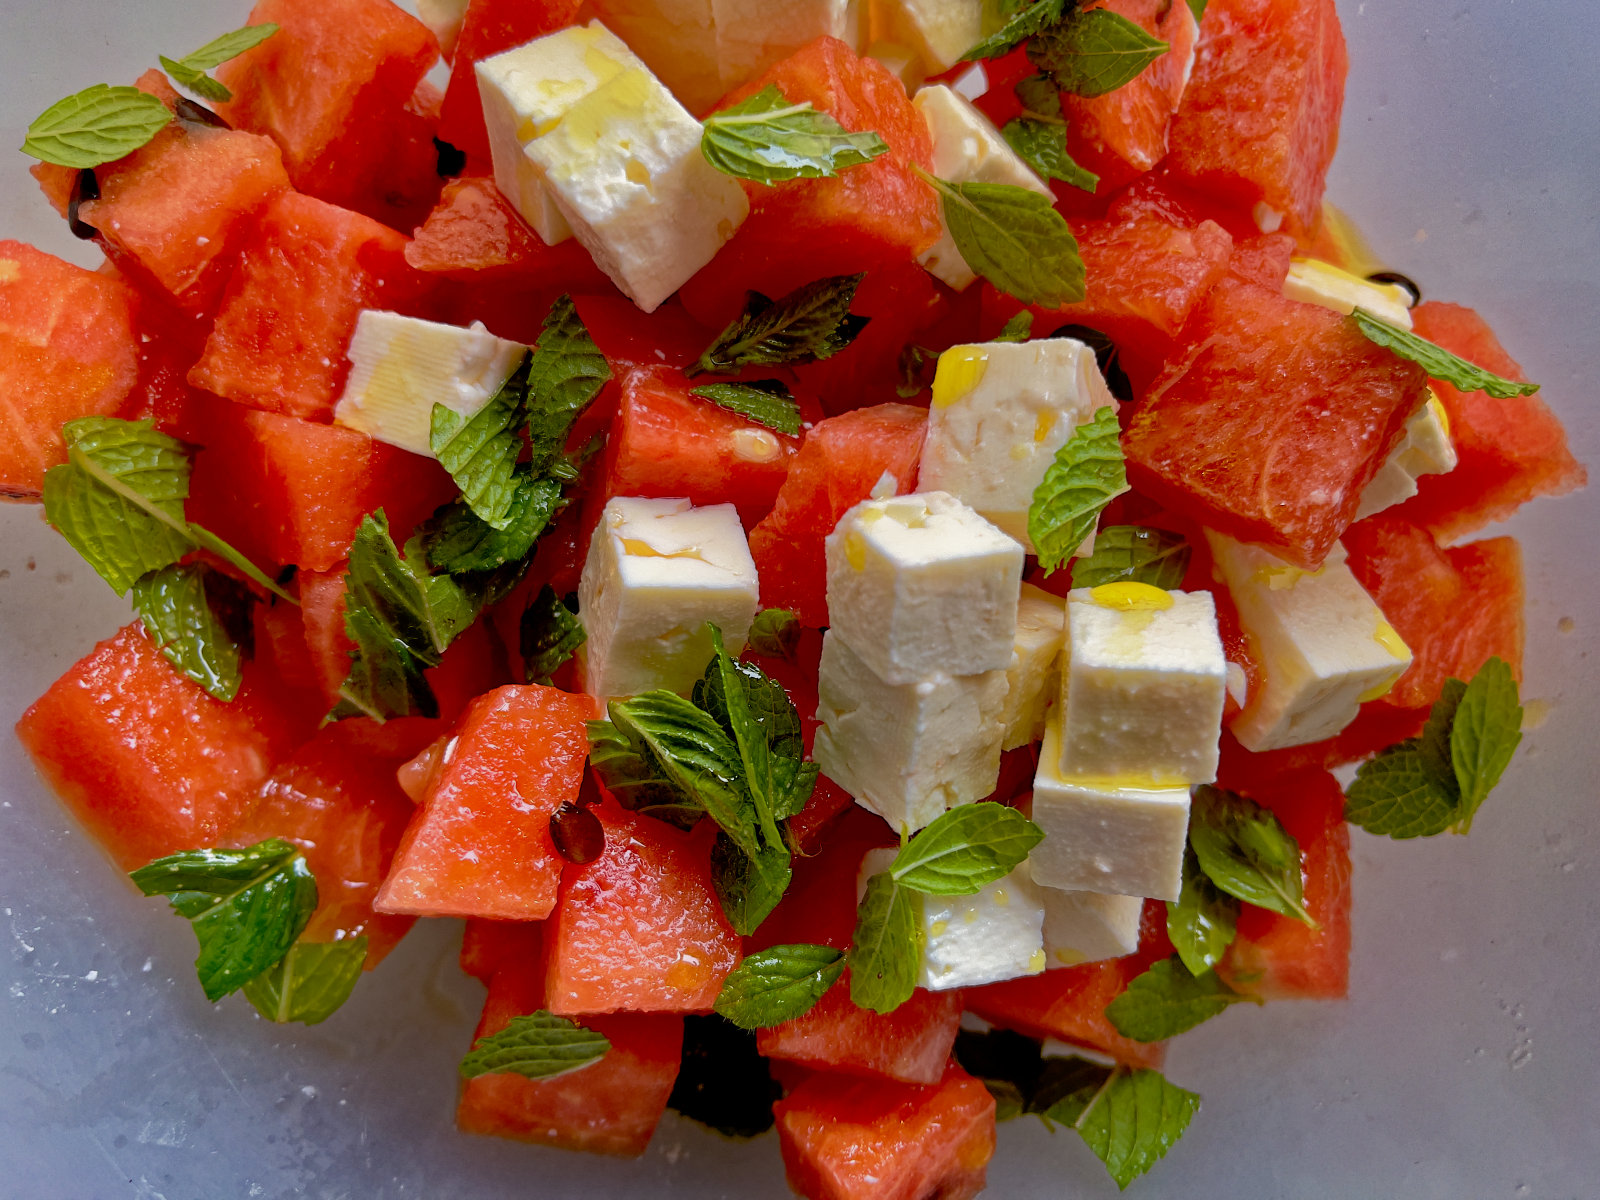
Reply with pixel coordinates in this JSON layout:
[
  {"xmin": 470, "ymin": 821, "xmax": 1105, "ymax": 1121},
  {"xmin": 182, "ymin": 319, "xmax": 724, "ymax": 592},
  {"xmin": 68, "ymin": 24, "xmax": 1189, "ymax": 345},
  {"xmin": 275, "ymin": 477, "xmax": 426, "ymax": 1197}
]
[
  {"xmin": 919, "ymin": 339, "xmax": 1117, "ymax": 549},
  {"xmin": 1059, "ymin": 584, "xmax": 1226, "ymax": 786},
  {"xmin": 1354, "ymin": 391, "xmax": 1459, "ymax": 519},
  {"xmin": 858, "ymin": 848, "xmax": 1046, "ymax": 991},
  {"xmin": 1000, "ymin": 583, "xmax": 1066, "ymax": 751},
  {"xmin": 1032, "ymin": 873, "xmax": 1145, "ymax": 967},
  {"xmin": 333, "ymin": 311, "xmax": 526, "ymax": 457},
  {"xmin": 713, "ymin": 0, "xmax": 863, "ymax": 92},
  {"xmin": 1284, "ymin": 257, "xmax": 1414, "ymax": 329},
  {"xmin": 825, "ymin": 491, "xmax": 1024, "ymax": 685},
  {"xmin": 1205, "ymin": 533, "xmax": 1413, "ymax": 752},
  {"xmin": 416, "ymin": 0, "xmax": 470, "ymax": 58},
  {"xmin": 870, "ymin": 0, "xmax": 983, "ymax": 76},
  {"xmin": 587, "ymin": 0, "xmax": 723, "ymax": 114},
  {"xmin": 814, "ymin": 630, "xmax": 1007, "ymax": 834},
  {"xmin": 1031, "ymin": 712, "xmax": 1191, "ymax": 901},
  {"xmin": 914, "ymin": 85, "xmax": 1051, "ymax": 290},
  {"xmin": 577, "ymin": 497, "xmax": 761, "ymax": 699}
]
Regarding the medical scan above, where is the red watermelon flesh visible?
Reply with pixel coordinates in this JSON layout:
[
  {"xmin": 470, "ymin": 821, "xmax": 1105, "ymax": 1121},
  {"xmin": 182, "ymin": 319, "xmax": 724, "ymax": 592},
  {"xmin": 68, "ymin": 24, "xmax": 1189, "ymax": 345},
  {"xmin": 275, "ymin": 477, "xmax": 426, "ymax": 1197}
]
[
  {"xmin": 460, "ymin": 917, "xmax": 542, "ymax": 984},
  {"xmin": 1395, "ymin": 302, "xmax": 1586, "ymax": 540},
  {"xmin": 752, "ymin": 805, "xmax": 896, "ymax": 954},
  {"xmin": 252, "ymin": 596, "xmax": 322, "ymax": 695},
  {"xmin": 0, "ymin": 240, "xmax": 140, "ymax": 500},
  {"xmin": 774, "ymin": 1061, "xmax": 996, "ymax": 1200},
  {"xmin": 1123, "ymin": 277, "xmax": 1430, "ymax": 569},
  {"xmin": 758, "ymin": 974, "xmax": 962, "ymax": 1085},
  {"xmin": 350, "ymin": 79, "xmax": 449, "ymax": 235},
  {"xmin": 375, "ymin": 685, "xmax": 597, "ymax": 920},
  {"xmin": 406, "ymin": 173, "xmax": 605, "ymax": 288},
  {"xmin": 1066, "ymin": 0, "xmax": 1200, "ymax": 175}
]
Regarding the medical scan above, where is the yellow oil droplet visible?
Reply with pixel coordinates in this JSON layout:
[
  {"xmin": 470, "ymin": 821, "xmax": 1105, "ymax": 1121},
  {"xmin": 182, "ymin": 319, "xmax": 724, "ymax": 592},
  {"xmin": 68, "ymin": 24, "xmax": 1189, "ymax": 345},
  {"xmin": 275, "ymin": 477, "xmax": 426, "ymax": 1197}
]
[
  {"xmin": 930, "ymin": 347, "xmax": 989, "ymax": 408},
  {"xmin": 1089, "ymin": 581, "xmax": 1174, "ymax": 612},
  {"xmin": 1058, "ymin": 770, "xmax": 1186, "ymax": 792},
  {"xmin": 1027, "ymin": 948, "xmax": 1046, "ymax": 973},
  {"xmin": 1373, "ymin": 619, "xmax": 1409, "ymax": 660},
  {"xmin": 665, "ymin": 954, "xmax": 711, "ymax": 994},
  {"xmin": 623, "ymin": 158, "xmax": 652, "ymax": 189},
  {"xmin": 559, "ymin": 68, "xmax": 654, "ymax": 154},
  {"xmin": 992, "ymin": 888, "xmax": 1010, "ymax": 907},
  {"xmin": 619, "ymin": 537, "xmax": 702, "ymax": 561},
  {"xmin": 1425, "ymin": 388, "xmax": 1451, "ymax": 440},
  {"xmin": 844, "ymin": 530, "xmax": 867, "ymax": 571},
  {"xmin": 1521, "ymin": 698, "xmax": 1553, "ymax": 731},
  {"xmin": 1358, "ymin": 672, "xmax": 1401, "ymax": 703},
  {"xmin": 962, "ymin": 907, "xmax": 979, "ymax": 925},
  {"xmin": 1054, "ymin": 948, "xmax": 1087, "ymax": 966},
  {"xmin": 1033, "ymin": 410, "xmax": 1056, "ymax": 443},
  {"xmin": 730, "ymin": 427, "xmax": 781, "ymax": 463},
  {"xmin": 930, "ymin": 920, "xmax": 948, "ymax": 937}
]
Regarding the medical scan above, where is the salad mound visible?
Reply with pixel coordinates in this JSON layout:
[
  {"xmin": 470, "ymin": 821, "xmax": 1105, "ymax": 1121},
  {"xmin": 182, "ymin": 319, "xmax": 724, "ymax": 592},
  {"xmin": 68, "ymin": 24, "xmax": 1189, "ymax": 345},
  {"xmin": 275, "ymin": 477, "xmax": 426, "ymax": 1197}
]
[{"xmin": 5, "ymin": 0, "xmax": 1585, "ymax": 1195}]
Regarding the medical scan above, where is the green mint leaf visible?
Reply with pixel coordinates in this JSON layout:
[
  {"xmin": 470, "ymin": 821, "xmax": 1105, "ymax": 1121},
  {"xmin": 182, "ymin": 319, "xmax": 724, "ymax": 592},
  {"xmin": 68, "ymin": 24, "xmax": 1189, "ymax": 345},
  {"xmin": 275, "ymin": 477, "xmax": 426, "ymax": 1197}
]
[
  {"xmin": 1016, "ymin": 73, "xmax": 1065, "ymax": 120},
  {"xmin": 1186, "ymin": 0, "xmax": 1207, "ymax": 21},
  {"xmin": 1105, "ymin": 957, "xmax": 1259, "ymax": 1043},
  {"xmin": 1344, "ymin": 740, "xmax": 1461, "ymax": 839},
  {"xmin": 162, "ymin": 23, "xmax": 280, "ymax": 104},
  {"xmin": 525, "ymin": 295, "xmax": 612, "ymax": 474},
  {"xmin": 713, "ymin": 943, "xmax": 844, "ymax": 1029},
  {"xmin": 1029, "ymin": 7, "xmax": 1170, "ymax": 99},
  {"xmin": 130, "ymin": 839, "xmax": 317, "ymax": 1002},
  {"xmin": 889, "ymin": 802, "xmax": 1044, "ymax": 896},
  {"xmin": 1071, "ymin": 1066, "xmax": 1201, "ymax": 1189},
  {"xmin": 1035, "ymin": 1055, "xmax": 1117, "ymax": 1125},
  {"xmin": 131, "ymin": 562, "xmax": 250, "ymax": 702},
  {"xmin": 1002, "ymin": 118, "xmax": 1100, "ymax": 192},
  {"xmin": 1190, "ymin": 786, "xmax": 1316, "ymax": 927},
  {"xmin": 188, "ymin": 524, "xmax": 297, "ymax": 603},
  {"xmin": 746, "ymin": 608, "xmax": 801, "ymax": 661},
  {"xmin": 419, "ymin": 469, "xmax": 562, "ymax": 580},
  {"xmin": 520, "ymin": 584, "xmax": 586, "ymax": 685},
  {"xmin": 688, "ymin": 380, "xmax": 803, "ymax": 436},
  {"xmin": 690, "ymin": 274, "xmax": 869, "ymax": 377},
  {"xmin": 1070, "ymin": 525, "xmax": 1191, "ymax": 590},
  {"xmin": 1418, "ymin": 676, "xmax": 1467, "ymax": 788},
  {"xmin": 459, "ymin": 1011, "xmax": 610, "ymax": 1080},
  {"xmin": 896, "ymin": 342, "xmax": 937, "ymax": 398},
  {"xmin": 1351, "ymin": 308, "xmax": 1539, "ymax": 400},
  {"xmin": 961, "ymin": 0, "xmax": 1071, "ymax": 62},
  {"xmin": 701, "ymin": 84, "xmax": 890, "ymax": 185},
  {"xmin": 1166, "ymin": 847, "xmax": 1239, "ymax": 975},
  {"xmin": 1449, "ymin": 657, "xmax": 1522, "ymax": 832},
  {"xmin": 243, "ymin": 937, "xmax": 367, "ymax": 1025},
  {"xmin": 995, "ymin": 311, "xmax": 1035, "ymax": 343},
  {"xmin": 587, "ymin": 719, "xmax": 705, "ymax": 828},
  {"xmin": 157, "ymin": 57, "xmax": 233, "ymax": 104},
  {"xmin": 848, "ymin": 872, "xmax": 921, "ymax": 1015},
  {"xmin": 1028, "ymin": 405, "xmax": 1129, "ymax": 574},
  {"xmin": 711, "ymin": 832, "xmax": 794, "ymax": 936},
  {"xmin": 430, "ymin": 355, "xmax": 531, "ymax": 531},
  {"xmin": 22, "ymin": 84, "xmax": 172, "ymax": 169},
  {"xmin": 920, "ymin": 174, "xmax": 1087, "ymax": 308}
]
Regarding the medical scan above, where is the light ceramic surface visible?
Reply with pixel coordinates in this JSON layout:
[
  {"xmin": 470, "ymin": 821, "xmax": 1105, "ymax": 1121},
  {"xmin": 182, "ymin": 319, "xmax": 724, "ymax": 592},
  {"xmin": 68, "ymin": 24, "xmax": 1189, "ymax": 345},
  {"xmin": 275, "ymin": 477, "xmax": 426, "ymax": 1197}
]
[{"xmin": 1, "ymin": 3, "xmax": 1595, "ymax": 1197}]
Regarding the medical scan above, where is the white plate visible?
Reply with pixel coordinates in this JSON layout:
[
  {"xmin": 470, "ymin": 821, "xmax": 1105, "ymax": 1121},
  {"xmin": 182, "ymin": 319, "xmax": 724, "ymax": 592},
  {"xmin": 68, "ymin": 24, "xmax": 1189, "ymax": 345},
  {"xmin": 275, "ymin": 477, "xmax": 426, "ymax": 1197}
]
[{"xmin": 1, "ymin": 3, "xmax": 1595, "ymax": 1196}]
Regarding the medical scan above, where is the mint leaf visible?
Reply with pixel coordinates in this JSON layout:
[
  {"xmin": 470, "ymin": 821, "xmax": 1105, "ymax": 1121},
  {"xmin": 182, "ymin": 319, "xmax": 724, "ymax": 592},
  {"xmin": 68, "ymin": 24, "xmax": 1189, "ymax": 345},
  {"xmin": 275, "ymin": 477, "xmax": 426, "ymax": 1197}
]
[
  {"xmin": 1029, "ymin": 8, "xmax": 1170, "ymax": 99},
  {"xmin": 1002, "ymin": 118, "xmax": 1100, "ymax": 192},
  {"xmin": 243, "ymin": 937, "xmax": 366, "ymax": 1025},
  {"xmin": 746, "ymin": 608, "xmax": 801, "ymax": 661},
  {"xmin": 1449, "ymin": 656, "xmax": 1522, "ymax": 831},
  {"xmin": 713, "ymin": 943, "xmax": 844, "ymax": 1029},
  {"xmin": 1418, "ymin": 676, "xmax": 1467, "ymax": 787},
  {"xmin": 702, "ymin": 85, "xmax": 889, "ymax": 185},
  {"xmin": 919, "ymin": 174, "xmax": 1086, "ymax": 308},
  {"xmin": 1190, "ymin": 786, "xmax": 1316, "ymax": 927},
  {"xmin": 995, "ymin": 311, "xmax": 1035, "ymax": 343},
  {"xmin": 420, "ymin": 469, "xmax": 563, "ymax": 578},
  {"xmin": 1186, "ymin": 0, "xmax": 1207, "ymax": 21},
  {"xmin": 961, "ymin": 0, "xmax": 1070, "ymax": 62},
  {"xmin": 1028, "ymin": 405, "xmax": 1128, "ymax": 574},
  {"xmin": 131, "ymin": 562, "xmax": 250, "ymax": 701},
  {"xmin": 897, "ymin": 342, "xmax": 937, "ymax": 398},
  {"xmin": 1070, "ymin": 1066, "xmax": 1200, "ymax": 1189},
  {"xmin": 1071, "ymin": 525, "xmax": 1190, "ymax": 590},
  {"xmin": 460, "ymin": 1011, "xmax": 610, "ymax": 1080},
  {"xmin": 1351, "ymin": 308, "xmax": 1539, "ymax": 400},
  {"xmin": 520, "ymin": 584, "xmax": 585, "ymax": 685},
  {"xmin": 160, "ymin": 22, "xmax": 280, "ymax": 103},
  {"xmin": 1166, "ymin": 847, "xmax": 1238, "ymax": 975},
  {"xmin": 690, "ymin": 274, "xmax": 869, "ymax": 377},
  {"xmin": 1344, "ymin": 740, "xmax": 1459, "ymax": 838},
  {"xmin": 587, "ymin": 719, "xmax": 704, "ymax": 828},
  {"xmin": 889, "ymin": 802, "xmax": 1043, "ymax": 896},
  {"xmin": 1106, "ymin": 957, "xmax": 1258, "ymax": 1043},
  {"xmin": 711, "ymin": 832, "xmax": 793, "ymax": 936},
  {"xmin": 847, "ymin": 872, "xmax": 921, "ymax": 1015},
  {"xmin": 22, "ymin": 84, "xmax": 172, "ymax": 169},
  {"xmin": 525, "ymin": 295, "xmax": 612, "ymax": 473},
  {"xmin": 688, "ymin": 380, "xmax": 802, "ymax": 437},
  {"xmin": 430, "ymin": 357, "xmax": 530, "ymax": 531},
  {"xmin": 130, "ymin": 839, "xmax": 317, "ymax": 1002}
]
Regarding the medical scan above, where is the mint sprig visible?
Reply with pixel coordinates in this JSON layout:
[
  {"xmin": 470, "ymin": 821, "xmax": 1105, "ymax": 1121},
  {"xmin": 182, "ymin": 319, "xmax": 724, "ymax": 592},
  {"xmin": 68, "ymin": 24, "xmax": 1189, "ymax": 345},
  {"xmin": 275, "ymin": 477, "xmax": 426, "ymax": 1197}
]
[
  {"xmin": 159, "ymin": 22, "xmax": 281, "ymax": 103},
  {"xmin": 847, "ymin": 871, "xmax": 922, "ymax": 1015},
  {"xmin": 917, "ymin": 173, "xmax": 1087, "ymax": 308},
  {"xmin": 960, "ymin": 0, "xmax": 1070, "ymax": 62},
  {"xmin": 243, "ymin": 937, "xmax": 367, "ymax": 1026},
  {"xmin": 1071, "ymin": 525, "xmax": 1190, "ymax": 590},
  {"xmin": 745, "ymin": 608, "xmax": 801, "ymax": 661},
  {"xmin": 1189, "ymin": 786, "xmax": 1316, "ymax": 927},
  {"xmin": 131, "ymin": 562, "xmax": 252, "ymax": 702},
  {"xmin": 995, "ymin": 311, "xmax": 1035, "ymax": 343},
  {"xmin": 1070, "ymin": 1065, "xmax": 1201, "ymax": 1189},
  {"xmin": 460, "ymin": 1011, "xmax": 610, "ymax": 1081},
  {"xmin": 688, "ymin": 380, "xmax": 802, "ymax": 436},
  {"xmin": 690, "ymin": 274, "xmax": 869, "ymax": 377},
  {"xmin": 701, "ymin": 85, "xmax": 890, "ymax": 185},
  {"xmin": 1028, "ymin": 405, "xmax": 1129, "ymax": 573},
  {"xmin": 520, "ymin": 584, "xmax": 585, "ymax": 685},
  {"xmin": 1166, "ymin": 847, "xmax": 1239, "ymax": 975},
  {"xmin": 1351, "ymin": 308, "xmax": 1539, "ymax": 400},
  {"xmin": 1029, "ymin": 7, "xmax": 1170, "ymax": 98},
  {"xmin": 524, "ymin": 295, "xmax": 613, "ymax": 473},
  {"xmin": 1003, "ymin": 76, "xmax": 1099, "ymax": 193},
  {"xmin": 420, "ymin": 469, "xmax": 564, "ymax": 579},
  {"xmin": 1105, "ymin": 957, "xmax": 1260, "ymax": 1043},
  {"xmin": 713, "ymin": 944, "xmax": 845, "ymax": 1030},
  {"xmin": 22, "ymin": 84, "xmax": 173, "ymax": 169},
  {"xmin": 430, "ymin": 356, "xmax": 531, "ymax": 531},
  {"xmin": 711, "ymin": 833, "xmax": 794, "ymax": 938},
  {"xmin": 887, "ymin": 803, "xmax": 1043, "ymax": 896}
]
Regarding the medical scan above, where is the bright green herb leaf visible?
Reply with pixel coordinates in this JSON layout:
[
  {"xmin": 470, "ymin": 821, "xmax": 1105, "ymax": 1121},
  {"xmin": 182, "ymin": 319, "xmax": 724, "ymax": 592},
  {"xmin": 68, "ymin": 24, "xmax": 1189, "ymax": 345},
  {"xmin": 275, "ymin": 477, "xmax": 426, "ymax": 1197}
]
[
  {"xmin": 1106, "ymin": 957, "xmax": 1258, "ymax": 1043},
  {"xmin": 1186, "ymin": 0, "xmax": 1208, "ymax": 21},
  {"xmin": 711, "ymin": 832, "xmax": 793, "ymax": 936},
  {"xmin": 1449, "ymin": 656, "xmax": 1522, "ymax": 831},
  {"xmin": 1070, "ymin": 1066, "xmax": 1201, "ymax": 1189},
  {"xmin": 419, "ymin": 468, "xmax": 563, "ymax": 580},
  {"xmin": 1028, "ymin": 406, "xmax": 1129, "ymax": 574},
  {"xmin": 995, "ymin": 311, "xmax": 1035, "ymax": 343},
  {"xmin": 430, "ymin": 357, "xmax": 530, "ymax": 530},
  {"xmin": 1035, "ymin": 1056, "xmax": 1117, "ymax": 1126},
  {"xmin": 160, "ymin": 23, "xmax": 279, "ymax": 103},
  {"xmin": 130, "ymin": 839, "xmax": 317, "ymax": 1002},
  {"xmin": 586, "ymin": 719, "xmax": 704, "ymax": 828},
  {"xmin": 920, "ymin": 174, "xmax": 1087, "ymax": 308},
  {"xmin": 1190, "ymin": 786, "xmax": 1316, "ymax": 927},
  {"xmin": 520, "ymin": 584, "xmax": 585, "ymax": 685},
  {"xmin": 688, "ymin": 380, "xmax": 803, "ymax": 436},
  {"xmin": 243, "ymin": 937, "xmax": 367, "ymax": 1025},
  {"xmin": 961, "ymin": 0, "xmax": 1070, "ymax": 62},
  {"xmin": 1343, "ymin": 739, "xmax": 1459, "ymax": 838},
  {"xmin": 1166, "ymin": 847, "xmax": 1239, "ymax": 975},
  {"xmin": 525, "ymin": 295, "xmax": 612, "ymax": 473},
  {"xmin": 701, "ymin": 85, "xmax": 889, "ymax": 184},
  {"xmin": 131, "ymin": 562, "xmax": 250, "ymax": 701},
  {"xmin": 746, "ymin": 608, "xmax": 801, "ymax": 661},
  {"xmin": 1029, "ymin": 7, "xmax": 1170, "ymax": 98},
  {"xmin": 690, "ymin": 274, "xmax": 869, "ymax": 377},
  {"xmin": 459, "ymin": 1011, "xmax": 610, "ymax": 1080},
  {"xmin": 1351, "ymin": 308, "xmax": 1539, "ymax": 400},
  {"xmin": 848, "ymin": 872, "xmax": 921, "ymax": 1015},
  {"xmin": 22, "ymin": 84, "xmax": 173, "ymax": 168},
  {"xmin": 1071, "ymin": 525, "xmax": 1191, "ymax": 590},
  {"xmin": 1418, "ymin": 676, "xmax": 1467, "ymax": 786},
  {"xmin": 889, "ymin": 802, "xmax": 1043, "ymax": 896},
  {"xmin": 713, "ymin": 943, "xmax": 844, "ymax": 1029},
  {"xmin": 187, "ymin": 525, "xmax": 296, "ymax": 602},
  {"xmin": 1002, "ymin": 118, "xmax": 1099, "ymax": 192}
]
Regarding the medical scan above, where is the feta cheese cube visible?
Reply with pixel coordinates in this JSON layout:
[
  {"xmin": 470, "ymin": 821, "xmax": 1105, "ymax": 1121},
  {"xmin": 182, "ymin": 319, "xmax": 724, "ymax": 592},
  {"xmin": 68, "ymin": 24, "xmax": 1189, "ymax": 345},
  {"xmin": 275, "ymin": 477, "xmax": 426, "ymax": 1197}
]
[
  {"xmin": 870, "ymin": 0, "xmax": 984, "ymax": 76},
  {"xmin": 1058, "ymin": 584, "xmax": 1226, "ymax": 786},
  {"xmin": 919, "ymin": 339, "xmax": 1117, "ymax": 549},
  {"xmin": 577, "ymin": 497, "xmax": 761, "ymax": 699},
  {"xmin": 858, "ymin": 848, "xmax": 1046, "ymax": 991},
  {"xmin": 1205, "ymin": 533, "xmax": 1414, "ymax": 751},
  {"xmin": 913, "ymin": 85, "xmax": 1051, "ymax": 290},
  {"xmin": 814, "ymin": 630, "xmax": 1007, "ymax": 834},
  {"xmin": 1031, "ymin": 712, "xmax": 1191, "ymax": 901},
  {"xmin": 333, "ymin": 311, "xmax": 526, "ymax": 457},
  {"xmin": 587, "ymin": 0, "xmax": 722, "ymax": 114},
  {"xmin": 1032, "ymin": 874, "xmax": 1145, "ymax": 967},
  {"xmin": 825, "ymin": 491, "xmax": 1024, "ymax": 685},
  {"xmin": 1284, "ymin": 257, "xmax": 1415, "ymax": 329},
  {"xmin": 478, "ymin": 22, "xmax": 749, "ymax": 312},
  {"xmin": 713, "ymin": 0, "xmax": 863, "ymax": 92},
  {"xmin": 999, "ymin": 583, "xmax": 1066, "ymax": 751},
  {"xmin": 1354, "ymin": 391, "xmax": 1459, "ymax": 519}
]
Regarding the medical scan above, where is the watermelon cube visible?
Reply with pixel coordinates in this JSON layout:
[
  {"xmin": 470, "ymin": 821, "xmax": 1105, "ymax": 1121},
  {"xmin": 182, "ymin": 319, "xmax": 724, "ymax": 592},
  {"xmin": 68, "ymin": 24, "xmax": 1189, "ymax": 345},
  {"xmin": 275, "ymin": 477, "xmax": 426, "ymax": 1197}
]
[
  {"xmin": 406, "ymin": 174, "xmax": 602, "ymax": 287},
  {"xmin": 460, "ymin": 918, "xmax": 542, "ymax": 984},
  {"xmin": 758, "ymin": 975, "xmax": 962, "ymax": 1085},
  {"xmin": 752, "ymin": 805, "xmax": 897, "ymax": 955}
]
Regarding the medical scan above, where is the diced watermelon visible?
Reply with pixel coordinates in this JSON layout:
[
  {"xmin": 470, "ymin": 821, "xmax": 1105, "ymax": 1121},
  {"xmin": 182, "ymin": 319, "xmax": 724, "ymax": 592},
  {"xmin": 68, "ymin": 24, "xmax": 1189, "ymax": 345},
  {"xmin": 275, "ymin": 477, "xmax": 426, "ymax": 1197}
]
[
  {"xmin": 460, "ymin": 917, "xmax": 541, "ymax": 984},
  {"xmin": 355, "ymin": 80, "xmax": 450, "ymax": 236},
  {"xmin": 759, "ymin": 974, "xmax": 962, "ymax": 1085},
  {"xmin": 573, "ymin": 295, "xmax": 713, "ymax": 372},
  {"xmin": 774, "ymin": 1061, "xmax": 996, "ymax": 1200},
  {"xmin": 15, "ymin": 623, "xmax": 308, "ymax": 872},
  {"xmin": 457, "ymin": 943, "xmax": 684, "ymax": 1156},
  {"xmin": 752, "ymin": 805, "xmax": 896, "ymax": 954},
  {"xmin": 1226, "ymin": 232, "xmax": 1298, "ymax": 288},
  {"xmin": 28, "ymin": 70, "xmax": 178, "ymax": 218},
  {"xmin": 189, "ymin": 191, "xmax": 428, "ymax": 420},
  {"xmin": 226, "ymin": 732, "xmax": 417, "ymax": 965},
  {"xmin": 375, "ymin": 685, "xmax": 596, "ymax": 920},
  {"xmin": 542, "ymin": 802, "xmax": 741, "ymax": 1015},
  {"xmin": 252, "ymin": 596, "xmax": 322, "ymax": 694},
  {"xmin": 748, "ymin": 403, "xmax": 927, "ymax": 627},
  {"xmin": 1123, "ymin": 278, "xmax": 1429, "ymax": 569},
  {"xmin": 1395, "ymin": 302, "xmax": 1586, "ymax": 540},
  {"xmin": 406, "ymin": 173, "xmax": 605, "ymax": 289}
]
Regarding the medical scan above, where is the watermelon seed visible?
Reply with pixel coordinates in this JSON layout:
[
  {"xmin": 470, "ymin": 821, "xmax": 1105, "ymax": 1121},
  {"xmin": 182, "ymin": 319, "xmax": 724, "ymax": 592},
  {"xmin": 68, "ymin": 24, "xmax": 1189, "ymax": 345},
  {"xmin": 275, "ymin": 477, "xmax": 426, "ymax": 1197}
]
[
  {"xmin": 434, "ymin": 137, "xmax": 467, "ymax": 179},
  {"xmin": 174, "ymin": 98, "xmax": 231, "ymax": 131},
  {"xmin": 67, "ymin": 170, "xmax": 98, "ymax": 241},
  {"xmin": 551, "ymin": 801, "xmax": 605, "ymax": 864},
  {"xmin": 1049, "ymin": 322, "xmax": 1133, "ymax": 403},
  {"xmin": 1366, "ymin": 271, "xmax": 1422, "ymax": 307}
]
